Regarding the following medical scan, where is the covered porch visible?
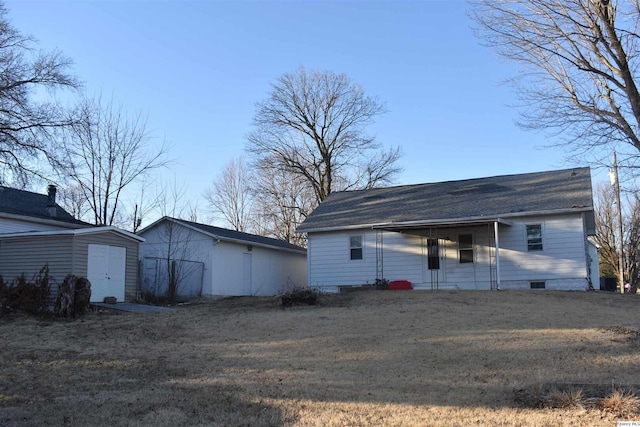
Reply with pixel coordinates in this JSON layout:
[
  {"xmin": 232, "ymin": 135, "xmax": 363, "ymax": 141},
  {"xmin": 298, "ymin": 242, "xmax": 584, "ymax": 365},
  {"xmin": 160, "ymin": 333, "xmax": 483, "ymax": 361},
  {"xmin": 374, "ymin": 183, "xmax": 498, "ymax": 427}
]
[{"xmin": 371, "ymin": 218, "xmax": 513, "ymax": 290}]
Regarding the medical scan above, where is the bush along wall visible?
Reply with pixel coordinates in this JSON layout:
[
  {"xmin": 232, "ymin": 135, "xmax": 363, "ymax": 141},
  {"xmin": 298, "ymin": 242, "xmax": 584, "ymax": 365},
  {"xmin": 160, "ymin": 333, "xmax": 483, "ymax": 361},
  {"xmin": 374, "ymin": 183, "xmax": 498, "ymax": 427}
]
[
  {"xmin": 0, "ymin": 264, "xmax": 52, "ymax": 315},
  {"xmin": 0, "ymin": 264, "xmax": 92, "ymax": 318}
]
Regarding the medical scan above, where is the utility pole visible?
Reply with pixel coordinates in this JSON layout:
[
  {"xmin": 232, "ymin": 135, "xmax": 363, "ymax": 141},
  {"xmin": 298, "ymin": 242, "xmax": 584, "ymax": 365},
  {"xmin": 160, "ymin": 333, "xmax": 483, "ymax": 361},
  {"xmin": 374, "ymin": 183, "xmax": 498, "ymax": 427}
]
[{"xmin": 610, "ymin": 152, "xmax": 625, "ymax": 293}]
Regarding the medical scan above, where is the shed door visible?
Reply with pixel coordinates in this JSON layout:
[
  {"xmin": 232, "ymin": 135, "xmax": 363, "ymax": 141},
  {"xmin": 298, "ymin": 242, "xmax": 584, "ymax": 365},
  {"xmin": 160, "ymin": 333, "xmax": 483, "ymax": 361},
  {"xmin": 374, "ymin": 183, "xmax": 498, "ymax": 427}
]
[{"xmin": 88, "ymin": 244, "xmax": 126, "ymax": 302}]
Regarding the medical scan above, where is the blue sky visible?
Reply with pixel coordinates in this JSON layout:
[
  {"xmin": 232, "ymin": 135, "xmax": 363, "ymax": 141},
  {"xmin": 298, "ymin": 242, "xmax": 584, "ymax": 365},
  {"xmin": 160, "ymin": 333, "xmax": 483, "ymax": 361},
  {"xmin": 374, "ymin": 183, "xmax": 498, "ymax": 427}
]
[{"xmin": 6, "ymin": 0, "xmax": 606, "ymax": 218}]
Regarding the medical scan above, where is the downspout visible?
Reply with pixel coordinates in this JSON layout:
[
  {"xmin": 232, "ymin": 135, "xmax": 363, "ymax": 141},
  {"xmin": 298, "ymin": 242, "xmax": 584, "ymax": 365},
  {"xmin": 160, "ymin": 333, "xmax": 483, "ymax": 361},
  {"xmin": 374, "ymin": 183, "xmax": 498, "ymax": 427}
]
[{"xmin": 494, "ymin": 221, "xmax": 501, "ymax": 291}]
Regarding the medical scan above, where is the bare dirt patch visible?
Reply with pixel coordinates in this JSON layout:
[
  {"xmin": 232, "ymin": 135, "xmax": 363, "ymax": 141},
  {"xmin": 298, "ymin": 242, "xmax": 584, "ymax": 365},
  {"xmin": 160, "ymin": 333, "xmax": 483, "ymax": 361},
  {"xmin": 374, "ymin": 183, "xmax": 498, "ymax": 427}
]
[{"xmin": 1, "ymin": 290, "xmax": 640, "ymax": 426}]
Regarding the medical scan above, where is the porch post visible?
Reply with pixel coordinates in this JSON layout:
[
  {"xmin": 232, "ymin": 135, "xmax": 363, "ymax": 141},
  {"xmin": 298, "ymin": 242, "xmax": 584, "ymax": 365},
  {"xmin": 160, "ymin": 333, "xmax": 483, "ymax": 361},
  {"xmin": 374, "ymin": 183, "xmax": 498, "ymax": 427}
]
[{"xmin": 494, "ymin": 221, "xmax": 501, "ymax": 290}]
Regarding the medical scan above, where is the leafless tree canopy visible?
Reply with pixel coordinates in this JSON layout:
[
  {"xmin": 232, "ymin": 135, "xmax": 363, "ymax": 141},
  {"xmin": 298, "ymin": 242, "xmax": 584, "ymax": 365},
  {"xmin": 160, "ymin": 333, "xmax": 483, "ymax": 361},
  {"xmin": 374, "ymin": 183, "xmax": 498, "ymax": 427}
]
[
  {"xmin": 247, "ymin": 66, "xmax": 402, "ymax": 204},
  {"xmin": 594, "ymin": 182, "xmax": 621, "ymax": 277},
  {"xmin": 204, "ymin": 156, "xmax": 313, "ymax": 245},
  {"xmin": 0, "ymin": 1, "xmax": 78, "ymax": 186},
  {"xmin": 594, "ymin": 181, "xmax": 640, "ymax": 287},
  {"xmin": 470, "ymin": 0, "xmax": 640, "ymax": 166},
  {"xmin": 251, "ymin": 157, "xmax": 314, "ymax": 246},
  {"xmin": 204, "ymin": 156, "xmax": 254, "ymax": 232},
  {"xmin": 62, "ymin": 96, "xmax": 168, "ymax": 226},
  {"xmin": 57, "ymin": 184, "xmax": 90, "ymax": 220}
]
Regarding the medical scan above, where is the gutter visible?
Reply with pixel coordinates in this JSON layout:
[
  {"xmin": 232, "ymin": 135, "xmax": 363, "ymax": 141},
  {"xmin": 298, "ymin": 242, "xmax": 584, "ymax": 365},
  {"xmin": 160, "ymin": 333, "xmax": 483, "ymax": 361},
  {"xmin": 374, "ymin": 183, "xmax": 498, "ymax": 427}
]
[{"xmin": 297, "ymin": 207, "xmax": 593, "ymax": 234}]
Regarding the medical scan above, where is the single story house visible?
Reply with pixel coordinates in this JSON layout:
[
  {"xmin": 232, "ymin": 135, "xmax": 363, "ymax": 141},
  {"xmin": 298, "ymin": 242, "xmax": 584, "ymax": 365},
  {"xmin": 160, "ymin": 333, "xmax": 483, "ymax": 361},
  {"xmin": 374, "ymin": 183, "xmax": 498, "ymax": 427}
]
[
  {"xmin": 137, "ymin": 217, "xmax": 307, "ymax": 298},
  {"xmin": 0, "ymin": 185, "xmax": 143, "ymax": 303},
  {"xmin": 297, "ymin": 167, "xmax": 597, "ymax": 291}
]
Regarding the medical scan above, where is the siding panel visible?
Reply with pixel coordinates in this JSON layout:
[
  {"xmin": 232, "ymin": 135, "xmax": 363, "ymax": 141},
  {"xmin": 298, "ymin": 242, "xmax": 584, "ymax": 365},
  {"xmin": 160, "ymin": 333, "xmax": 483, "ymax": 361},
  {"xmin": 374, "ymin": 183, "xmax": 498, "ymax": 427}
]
[
  {"xmin": 0, "ymin": 235, "xmax": 74, "ymax": 303},
  {"xmin": 0, "ymin": 217, "xmax": 69, "ymax": 233}
]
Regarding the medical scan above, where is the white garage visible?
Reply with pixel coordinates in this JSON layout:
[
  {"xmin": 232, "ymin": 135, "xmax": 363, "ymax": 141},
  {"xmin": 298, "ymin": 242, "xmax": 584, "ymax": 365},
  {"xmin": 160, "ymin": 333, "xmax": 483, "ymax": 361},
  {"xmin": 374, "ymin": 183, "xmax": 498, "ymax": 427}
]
[{"xmin": 138, "ymin": 217, "xmax": 307, "ymax": 298}]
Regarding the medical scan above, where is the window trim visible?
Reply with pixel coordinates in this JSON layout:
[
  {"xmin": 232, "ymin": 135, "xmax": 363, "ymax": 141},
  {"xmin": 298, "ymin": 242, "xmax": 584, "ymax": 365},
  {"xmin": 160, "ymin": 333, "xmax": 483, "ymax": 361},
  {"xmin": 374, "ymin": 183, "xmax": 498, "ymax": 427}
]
[
  {"xmin": 349, "ymin": 234, "xmax": 363, "ymax": 261},
  {"xmin": 458, "ymin": 233, "xmax": 474, "ymax": 264},
  {"xmin": 526, "ymin": 223, "xmax": 544, "ymax": 252}
]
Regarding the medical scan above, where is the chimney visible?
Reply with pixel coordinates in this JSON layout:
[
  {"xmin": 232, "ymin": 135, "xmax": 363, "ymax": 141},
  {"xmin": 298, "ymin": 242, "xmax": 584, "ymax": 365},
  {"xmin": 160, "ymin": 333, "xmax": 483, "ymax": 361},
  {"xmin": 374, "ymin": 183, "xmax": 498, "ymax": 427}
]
[
  {"xmin": 46, "ymin": 184, "xmax": 57, "ymax": 218},
  {"xmin": 47, "ymin": 184, "xmax": 57, "ymax": 203}
]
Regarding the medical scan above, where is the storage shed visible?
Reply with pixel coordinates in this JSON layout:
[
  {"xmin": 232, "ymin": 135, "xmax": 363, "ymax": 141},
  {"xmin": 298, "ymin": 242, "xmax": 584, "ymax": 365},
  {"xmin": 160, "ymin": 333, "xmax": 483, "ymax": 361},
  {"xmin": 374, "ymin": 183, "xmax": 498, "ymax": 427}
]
[
  {"xmin": 0, "ymin": 185, "xmax": 143, "ymax": 303},
  {"xmin": 0, "ymin": 227, "xmax": 143, "ymax": 303},
  {"xmin": 138, "ymin": 217, "xmax": 307, "ymax": 298}
]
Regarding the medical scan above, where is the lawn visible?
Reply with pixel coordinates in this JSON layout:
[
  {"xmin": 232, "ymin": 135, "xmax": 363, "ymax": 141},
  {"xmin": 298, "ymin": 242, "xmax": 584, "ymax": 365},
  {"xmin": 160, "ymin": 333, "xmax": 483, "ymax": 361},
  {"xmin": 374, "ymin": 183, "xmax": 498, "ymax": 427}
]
[{"xmin": 1, "ymin": 290, "xmax": 640, "ymax": 426}]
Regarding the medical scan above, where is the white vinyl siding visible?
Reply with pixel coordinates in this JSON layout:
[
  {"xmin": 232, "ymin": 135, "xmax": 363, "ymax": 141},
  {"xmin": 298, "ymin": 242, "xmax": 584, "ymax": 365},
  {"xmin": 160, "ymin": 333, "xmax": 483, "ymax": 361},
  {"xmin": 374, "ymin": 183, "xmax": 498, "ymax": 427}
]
[
  {"xmin": 498, "ymin": 215, "xmax": 587, "ymax": 281},
  {"xmin": 382, "ymin": 232, "xmax": 424, "ymax": 284},
  {"xmin": 308, "ymin": 231, "xmax": 376, "ymax": 287},
  {"xmin": 0, "ymin": 216, "xmax": 71, "ymax": 234},
  {"xmin": 306, "ymin": 213, "xmax": 590, "ymax": 291}
]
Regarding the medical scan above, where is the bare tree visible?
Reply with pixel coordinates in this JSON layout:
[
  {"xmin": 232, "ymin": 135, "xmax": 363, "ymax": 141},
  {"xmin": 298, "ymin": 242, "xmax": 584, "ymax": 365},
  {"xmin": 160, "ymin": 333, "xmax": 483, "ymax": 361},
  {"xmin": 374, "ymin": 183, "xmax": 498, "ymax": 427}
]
[
  {"xmin": 594, "ymin": 182, "xmax": 620, "ymax": 278},
  {"xmin": 470, "ymin": 0, "xmax": 640, "ymax": 167},
  {"xmin": 153, "ymin": 180, "xmax": 202, "ymax": 303},
  {"xmin": 252, "ymin": 158, "xmax": 314, "ymax": 246},
  {"xmin": 62, "ymin": 95, "xmax": 168, "ymax": 226},
  {"xmin": 626, "ymin": 195, "xmax": 640, "ymax": 290},
  {"xmin": 204, "ymin": 156, "xmax": 254, "ymax": 232},
  {"xmin": 0, "ymin": 1, "xmax": 79, "ymax": 186},
  {"xmin": 128, "ymin": 175, "xmax": 161, "ymax": 232},
  {"xmin": 594, "ymin": 182, "xmax": 640, "ymax": 289},
  {"xmin": 247, "ymin": 66, "xmax": 402, "ymax": 205},
  {"xmin": 57, "ymin": 184, "xmax": 90, "ymax": 221}
]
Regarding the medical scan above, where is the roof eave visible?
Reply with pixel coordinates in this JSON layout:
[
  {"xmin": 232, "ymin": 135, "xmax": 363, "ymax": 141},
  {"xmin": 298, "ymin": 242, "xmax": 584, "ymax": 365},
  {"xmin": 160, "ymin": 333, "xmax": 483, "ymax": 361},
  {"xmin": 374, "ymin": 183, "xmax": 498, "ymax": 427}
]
[
  {"xmin": 0, "ymin": 226, "xmax": 145, "ymax": 242},
  {"xmin": 297, "ymin": 207, "xmax": 593, "ymax": 234},
  {"xmin": 145, "ymin": 217, "xmax": 306, "ymax": 254},
  {"xmin": 0, "ymin": 212, "xmax": 92, "ymax": 229}
]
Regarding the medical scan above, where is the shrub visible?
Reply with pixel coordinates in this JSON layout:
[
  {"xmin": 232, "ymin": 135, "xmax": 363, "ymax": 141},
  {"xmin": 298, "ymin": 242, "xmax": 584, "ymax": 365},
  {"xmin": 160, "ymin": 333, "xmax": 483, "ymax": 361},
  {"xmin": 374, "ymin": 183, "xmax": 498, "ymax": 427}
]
[
  {"xmin": 600, "ymin": 389, "xmax": 640, "ymax": 417},
  {"xmin": 54, "ymin": 274, "xmax": 92, "ymax": 318},
  {"xmin": 0, "ymin": 265, "xmax": 54, "ymax": 315},
  {"xmin": 546, "ymin": 388, "xmax": 583, "ymax": 409},
  {"xmin": 375, "ymin": 278, "xmax": 389, "ymax": 290},
  {"xmin": 33, "ymin": 264, "xmax": 53, "ymax": 314},
  {"xmin": 280, "ymin": 287, "xmax": 318, "ymax": 307}
]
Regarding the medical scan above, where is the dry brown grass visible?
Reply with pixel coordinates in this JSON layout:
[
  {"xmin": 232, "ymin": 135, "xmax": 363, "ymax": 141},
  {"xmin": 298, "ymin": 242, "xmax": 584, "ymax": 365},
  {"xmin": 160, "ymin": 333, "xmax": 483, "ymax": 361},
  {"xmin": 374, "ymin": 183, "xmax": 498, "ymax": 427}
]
[
  {"xmin": 546, "ymin": 388, "xmax": 583, "ymax": 409},
  {"xmin": 1, "ymin": 290, "xmax": 640, "ymax": 426},
  {"xmin": 600, "ymin": 389, "xmax": 640, "ymax": 417}
]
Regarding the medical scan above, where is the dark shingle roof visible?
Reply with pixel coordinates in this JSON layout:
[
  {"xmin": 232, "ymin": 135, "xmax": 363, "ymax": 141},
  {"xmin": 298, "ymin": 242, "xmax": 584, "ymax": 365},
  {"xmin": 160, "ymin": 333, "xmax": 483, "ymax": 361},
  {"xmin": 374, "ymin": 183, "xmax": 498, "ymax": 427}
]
[
  {"xmin": 169, "ymin": 218, "xmax": 306, "ymax": 253},
  {"xmin": 297, "ymin": 167, "xmax": 594, "ymax": 232},
  {"xmin": 0, "ymin": 186, "xmax": 88, "ymax": 226}
]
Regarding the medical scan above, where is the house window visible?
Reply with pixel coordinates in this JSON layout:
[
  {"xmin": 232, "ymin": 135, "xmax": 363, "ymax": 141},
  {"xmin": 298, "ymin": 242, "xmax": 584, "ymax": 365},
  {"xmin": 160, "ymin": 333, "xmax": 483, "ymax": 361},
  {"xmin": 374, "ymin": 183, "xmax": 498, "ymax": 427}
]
[
  {"xmin": 350, "ymin": 235, "xmax": 363, "ymax": 260},
  {"xmin": 427, "ymin": 238, "xmax": 439, "ymax": 270},
  {"xmin": 530, "ymin": 281, "xmax": 546, "ymax": 289},
  {"xmin": 527, "ymin": 224, "xmax": 543, "ymax": 251},
  {"xmin": 459, "ymin": 234, "xmax": 473, "ymax": 263}
]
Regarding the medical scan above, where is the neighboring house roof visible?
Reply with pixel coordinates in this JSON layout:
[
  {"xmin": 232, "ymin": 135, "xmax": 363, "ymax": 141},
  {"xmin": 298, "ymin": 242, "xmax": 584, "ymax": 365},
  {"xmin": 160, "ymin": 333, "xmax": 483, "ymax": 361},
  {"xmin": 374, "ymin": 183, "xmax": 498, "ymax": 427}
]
[
  {"xmin": 0, "ymin": 185, "xmax": 89, "ymax": 227},
  {"xmin": 0, "ymin": 226, "xmax": 144, "ymax": 242},
  {"xmin": 297, "ymin": 167, "xmax": 594, "ymax": 233},
  {"xmin": 138, "ymin": 216, "xmax": 307, "ymax": 254}
]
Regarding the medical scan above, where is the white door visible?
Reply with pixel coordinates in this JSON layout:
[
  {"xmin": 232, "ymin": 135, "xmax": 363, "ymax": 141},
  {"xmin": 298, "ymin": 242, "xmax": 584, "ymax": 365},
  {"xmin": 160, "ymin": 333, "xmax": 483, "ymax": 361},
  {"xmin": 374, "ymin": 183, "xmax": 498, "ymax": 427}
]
[
  {"xmin": 88, "ymin": 244, "xmax": 126, "ymax": 302},
  {"xmin": 425, "ymin": 238, "xmax": 446, "ymax": 288}
]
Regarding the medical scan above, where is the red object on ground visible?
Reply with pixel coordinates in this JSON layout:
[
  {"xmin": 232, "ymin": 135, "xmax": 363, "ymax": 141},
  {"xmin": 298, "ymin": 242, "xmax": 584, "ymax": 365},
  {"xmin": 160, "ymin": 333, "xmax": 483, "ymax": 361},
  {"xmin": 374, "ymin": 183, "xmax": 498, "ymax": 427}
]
[{"xmin": 389, "ymin": 280, "xmax": 412, "ymax": 290}]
